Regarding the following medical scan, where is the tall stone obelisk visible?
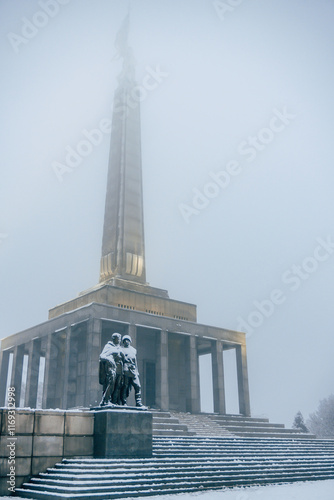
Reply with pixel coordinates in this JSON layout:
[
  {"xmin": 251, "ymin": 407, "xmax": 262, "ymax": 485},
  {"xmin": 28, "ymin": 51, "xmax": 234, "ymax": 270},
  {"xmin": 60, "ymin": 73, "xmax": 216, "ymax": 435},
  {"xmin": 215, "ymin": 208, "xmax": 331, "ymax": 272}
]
[
  {"xmin": 48, "ymin": 15, "xmax": 197, "ymax": 320},
  {"xmin": 100, "ymin": 15, "xmax": 146, "ymax": 285}
]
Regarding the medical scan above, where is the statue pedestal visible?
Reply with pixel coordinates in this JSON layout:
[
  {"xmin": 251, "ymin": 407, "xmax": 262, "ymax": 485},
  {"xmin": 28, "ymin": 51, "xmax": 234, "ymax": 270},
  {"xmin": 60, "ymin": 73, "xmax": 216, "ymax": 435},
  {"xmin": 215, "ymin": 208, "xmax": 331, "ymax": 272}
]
[{"xmin": 93, "ymin": 409, "xmax": 152, "ymax": 458}]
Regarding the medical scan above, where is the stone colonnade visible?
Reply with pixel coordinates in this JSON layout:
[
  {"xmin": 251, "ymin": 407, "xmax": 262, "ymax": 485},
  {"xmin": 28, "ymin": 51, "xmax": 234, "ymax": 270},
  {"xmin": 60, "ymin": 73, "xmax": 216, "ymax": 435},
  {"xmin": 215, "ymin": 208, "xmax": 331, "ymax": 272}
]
[{"xmin": 0, "ymin": 305, "xmax": 250, "ymax": 416}]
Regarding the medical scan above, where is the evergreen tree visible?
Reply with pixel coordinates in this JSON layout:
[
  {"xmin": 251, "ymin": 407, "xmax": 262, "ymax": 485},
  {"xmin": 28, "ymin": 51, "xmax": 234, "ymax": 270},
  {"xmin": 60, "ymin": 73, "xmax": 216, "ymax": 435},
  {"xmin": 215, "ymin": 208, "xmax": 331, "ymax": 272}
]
[
  {"xmin": 292, "ymin": 411, "xmax": 309, "ymax": 433},
  {"xmin": 307, "ymin": 394, "xmax": 334, "ymax": 438}
]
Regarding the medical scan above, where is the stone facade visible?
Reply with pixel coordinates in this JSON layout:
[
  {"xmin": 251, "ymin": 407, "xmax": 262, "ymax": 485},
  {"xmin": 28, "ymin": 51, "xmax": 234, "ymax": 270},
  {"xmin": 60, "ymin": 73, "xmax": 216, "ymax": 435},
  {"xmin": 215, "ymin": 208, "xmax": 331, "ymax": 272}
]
[
  {"xmin": 0, "ymin": 408, "xmax": 94, "ymax": 495},
  {"xmin": 0, "ymin": 302, "xmax": 250, "ymax": 416}
]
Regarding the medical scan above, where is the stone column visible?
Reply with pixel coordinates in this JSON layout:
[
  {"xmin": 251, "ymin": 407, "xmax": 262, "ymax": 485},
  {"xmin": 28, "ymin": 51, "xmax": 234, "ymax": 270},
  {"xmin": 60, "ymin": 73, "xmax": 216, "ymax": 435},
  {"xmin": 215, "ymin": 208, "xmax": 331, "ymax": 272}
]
[
  {"xmin": 25, "ymin": 339, "xmax": 41, "ymax": 408},
  {"xmin": 236, "ymin": 344, "xmax": 251, "ymax": 416},
  {"xmin": 128, "ymin": 324, "xmax": 137, "ymax": 346},
  {"xmin": 43, "ymin": 332, "xmax": 65, "ymax": 409},
  {"xmin": 10, "ymin": 345, "xmax": 25, "ymax": 406},
  {"xmin": 62, "ymin": 327, "xmax": 71, "ymax": 409},
  {"xmin": 42, "ymin": 333, "xmax": 54, "ymax": 408},
  {"xmin": 42, "ymin": 334, "xmax": 52, "ymax": 408},
  {"xmin": 67, "ymin": 322, "xmax": 88, "ymax": 408},
  {"xmin": 211, "ymin": 340, "xmax": 226, "ymax": 414},
  {"xmin": 155, "ymin": 329, "xmax": 169, "ymax": 411},
  {"xmin": 0, "ymin": 350, "xmax": 10, "ymax": 406},
  {"xmin": 185, "ymin": 336, "xmax": 200, "ymax": 413},
  {"xmin": 85, "ymin": 319, "xmax": 102, "ymax": 407}
]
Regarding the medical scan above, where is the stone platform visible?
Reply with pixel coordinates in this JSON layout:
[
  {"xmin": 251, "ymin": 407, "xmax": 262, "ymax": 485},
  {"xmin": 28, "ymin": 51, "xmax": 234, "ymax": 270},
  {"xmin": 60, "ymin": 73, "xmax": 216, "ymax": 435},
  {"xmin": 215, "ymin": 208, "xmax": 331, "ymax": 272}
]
[
  {"xmin": 94, "ymin": 409, "xmax": 152, "ymax": 458},
  {"xmin": 0, "ymin": 407, "xmax": 152, "ymax": 495}
]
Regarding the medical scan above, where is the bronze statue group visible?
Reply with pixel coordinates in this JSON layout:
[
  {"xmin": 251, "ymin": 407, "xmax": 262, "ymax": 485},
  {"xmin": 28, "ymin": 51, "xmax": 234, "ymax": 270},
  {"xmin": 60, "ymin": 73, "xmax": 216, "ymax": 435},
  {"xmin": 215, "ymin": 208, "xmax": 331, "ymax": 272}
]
[{"xmin": 99, "ymin": 332, "xmax": 143, "ymax": 408}]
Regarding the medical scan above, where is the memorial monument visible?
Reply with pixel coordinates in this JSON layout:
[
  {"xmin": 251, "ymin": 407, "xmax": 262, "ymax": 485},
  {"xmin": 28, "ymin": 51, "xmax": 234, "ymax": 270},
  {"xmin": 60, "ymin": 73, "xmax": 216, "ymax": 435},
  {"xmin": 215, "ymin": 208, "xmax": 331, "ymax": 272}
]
[
  {"xmin": 0, "ymin": 16, "xmax": 250, "ymax": 417},
  {"xmin": 99, "ymin": 332, "xmax": 143, "ymax": 407}
]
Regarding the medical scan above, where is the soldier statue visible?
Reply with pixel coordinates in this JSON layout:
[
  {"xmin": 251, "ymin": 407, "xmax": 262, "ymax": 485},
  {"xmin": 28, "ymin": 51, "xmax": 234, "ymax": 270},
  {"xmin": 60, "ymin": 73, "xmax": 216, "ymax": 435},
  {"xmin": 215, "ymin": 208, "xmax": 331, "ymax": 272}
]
[
  {"xmin": 99, "ymin": 332, "xmax": 125, "ymax": 406},
  {"xmin": 120, "ymin": 334, "xmax": 143, "ymax": 407}
]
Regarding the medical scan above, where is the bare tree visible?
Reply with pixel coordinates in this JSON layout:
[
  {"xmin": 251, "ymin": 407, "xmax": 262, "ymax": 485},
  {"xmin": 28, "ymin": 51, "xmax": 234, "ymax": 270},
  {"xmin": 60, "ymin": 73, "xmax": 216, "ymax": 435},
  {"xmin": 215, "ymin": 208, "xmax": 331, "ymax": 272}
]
[{"xmin": 307, "ymin": 394, "xmax": 334, "ymax": 438}]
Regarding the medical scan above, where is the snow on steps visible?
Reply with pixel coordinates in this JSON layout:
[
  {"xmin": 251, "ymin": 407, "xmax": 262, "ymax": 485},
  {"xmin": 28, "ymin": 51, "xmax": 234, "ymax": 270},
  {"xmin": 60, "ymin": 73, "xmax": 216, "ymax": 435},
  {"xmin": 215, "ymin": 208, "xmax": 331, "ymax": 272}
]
[
  {"xmin": 169, "ymin": 411, "xmax": 233, "ymax": 436},
  {"xmin": 16, "ymin": 436, "xmax": 334, "ymax": 499},
  {"xmin": 152, "ymin": 411, "xmax": 196, "ymax": 436},
  {"xmin": 157, "ymin": 411, "xmax": 316, "ymax": 439},
  {"xmin": 207, "ymin": 414, "xmax": 315, "ymax": 438}
]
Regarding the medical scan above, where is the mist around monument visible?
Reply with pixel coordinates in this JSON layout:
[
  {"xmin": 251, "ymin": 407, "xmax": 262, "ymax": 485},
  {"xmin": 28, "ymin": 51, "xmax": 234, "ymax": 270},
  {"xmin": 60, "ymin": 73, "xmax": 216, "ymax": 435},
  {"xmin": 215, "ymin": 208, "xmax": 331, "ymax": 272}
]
[{"xmin": 1, "ymin": 0, "xmax": 334, "ymax": 430}]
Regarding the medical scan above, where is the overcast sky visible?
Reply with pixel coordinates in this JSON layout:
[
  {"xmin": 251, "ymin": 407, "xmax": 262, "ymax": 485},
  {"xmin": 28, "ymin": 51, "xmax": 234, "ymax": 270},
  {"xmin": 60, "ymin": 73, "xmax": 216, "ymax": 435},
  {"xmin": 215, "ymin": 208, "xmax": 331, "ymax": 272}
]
[{"xmin": 1, "ymin": 0, "xmax": 334, "ymax": 426}]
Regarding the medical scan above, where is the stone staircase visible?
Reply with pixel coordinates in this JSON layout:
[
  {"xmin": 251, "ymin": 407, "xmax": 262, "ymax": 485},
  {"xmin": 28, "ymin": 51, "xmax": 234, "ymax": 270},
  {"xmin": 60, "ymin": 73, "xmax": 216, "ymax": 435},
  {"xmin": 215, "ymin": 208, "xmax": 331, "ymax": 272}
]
[
  {"xmin": 152, "ymin": 411, "xmax": 196, "ymax": 436},
  {"xmin": 170, "ymin": 411, "xmax": 233, "ymax": 436},
  {"xmin": 152, "ymin": 411, "xmax": 314, "ymax": 439},
  {"xmin": 206, "ymin": 414, "xmax": 315, "ymax": 439},
  {"xmin": 16, "ymin": 436, "xmax": 334, "ymax": 498}
]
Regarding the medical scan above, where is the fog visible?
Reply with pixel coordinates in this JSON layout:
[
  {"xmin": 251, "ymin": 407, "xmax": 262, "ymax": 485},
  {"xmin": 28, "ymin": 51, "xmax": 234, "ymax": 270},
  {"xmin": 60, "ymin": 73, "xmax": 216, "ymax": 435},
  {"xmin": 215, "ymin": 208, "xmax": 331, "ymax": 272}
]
[{"xmin": 1, "ymin": 0, "xmax": 334, "ymax": 426}]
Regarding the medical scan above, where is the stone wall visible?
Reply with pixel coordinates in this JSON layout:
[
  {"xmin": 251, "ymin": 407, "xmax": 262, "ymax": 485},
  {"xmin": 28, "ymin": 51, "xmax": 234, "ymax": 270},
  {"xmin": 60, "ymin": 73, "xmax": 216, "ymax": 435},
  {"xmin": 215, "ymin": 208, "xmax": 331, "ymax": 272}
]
[{"xmin": 0, "ymin": 408, "xmax": 94, "ymax": 495}]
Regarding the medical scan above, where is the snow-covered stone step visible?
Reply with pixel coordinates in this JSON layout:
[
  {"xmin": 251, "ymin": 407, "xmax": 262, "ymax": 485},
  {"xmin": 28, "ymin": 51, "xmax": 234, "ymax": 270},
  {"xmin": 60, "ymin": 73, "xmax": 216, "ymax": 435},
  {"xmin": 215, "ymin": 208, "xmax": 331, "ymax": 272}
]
[
  {"xmin": 153, "ymin": 422, "xmax": 189, "ymax": 430},
  {"xmin": 153, "ymin": 429, "xmax": 196, "ymax": 436},
  {"xmin": 16, "ymin": 469, "xmax": 334, "ymax": 499},
  {"xmin": 210, "ymin": 414, "xmax": 270, "ymax": 421},
  {"xmin": 151, "ymin": 411, "xmax": 172, "ymax": 418},
  {"xmin": 31, "ymin": 459, "xmax": 334, "ymax": 480},
  {"xmin": 215, "ymin": 426, "xmax": 291, "ymax": 434},
  {"xmin": 152, "ymin": 440, "xmax": 334, "ymax": 451},
  {"xmin": 44, "ymin": 458, "xmax": 334, "ymax": 477},
  {"xmin": 151, "ymin": 446, "xmax": 334, "ymax": 454},
  {"xmin": 152, "ymin": 447, "xmax": 332, "ymax": 457},
  {"xmin": 152, "ymin": 451, "xmax": 334, "ymax": 460},
  {"xmin": 40, "ymin": 454, "xmax": 334, "ymax": 470},
  {"xmin": 152, "ymin": 440, "xmax": 328, "ymax": 449},
  {"xmin": 153, "ymin": 436, "xmax": 329, "ymax": 448},
  {"xmin": 41, "ymin": 454, "xmax": 334, "ymax": 468},
  {"xmin": 210, "ymin": 415, "xmax": 270, "ymax": 423},
  {"xmin": 152, "ymin": 417, "xmax": 180, "ymax": 424},
  {"xmin": 33, "ymin": 462, "xmax": 334, "ymax": 482},
  {"xmin": 153, "ymin": 445, "xmax": 334, "ymax": 454},
  {"xmin": 231, "ymin": 430, "xmax": 316, "ymax": 439},
  {"xmin": 211, "ymin": 420, "xmax": 285, "ymax": 429}
]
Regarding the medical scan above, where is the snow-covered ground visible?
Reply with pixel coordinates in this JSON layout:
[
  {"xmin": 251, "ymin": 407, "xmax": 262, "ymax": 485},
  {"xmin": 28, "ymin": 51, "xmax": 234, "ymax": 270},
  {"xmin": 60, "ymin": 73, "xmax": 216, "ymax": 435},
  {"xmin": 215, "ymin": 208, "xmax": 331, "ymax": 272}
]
[{"xmin": 126, "ymin": 480, "xmax": 334, "ymax": 500}]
